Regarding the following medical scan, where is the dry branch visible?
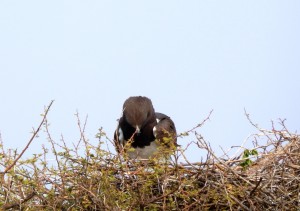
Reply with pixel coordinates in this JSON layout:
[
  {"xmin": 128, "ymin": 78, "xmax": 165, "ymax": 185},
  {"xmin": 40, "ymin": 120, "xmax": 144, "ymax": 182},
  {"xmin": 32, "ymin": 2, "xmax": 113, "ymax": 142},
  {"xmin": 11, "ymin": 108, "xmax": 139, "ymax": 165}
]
[{"xmin": 1, "ymin": 100, "xmax": 54, "ymax": 175}]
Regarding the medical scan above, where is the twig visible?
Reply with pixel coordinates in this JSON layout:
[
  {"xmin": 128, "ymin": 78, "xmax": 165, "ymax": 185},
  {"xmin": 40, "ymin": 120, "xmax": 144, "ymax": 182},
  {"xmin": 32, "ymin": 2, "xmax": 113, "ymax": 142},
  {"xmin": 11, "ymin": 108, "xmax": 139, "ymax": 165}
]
[
  {"xmin": 178, "ymin": 110, "xmax": 213, "ymax": 136},
  {"xmin": 229, "ymin": 195, "xmax": 250, "ymax": 211},
  {"xmin": 249, "ymin": 177, "xmax": 262, "ymax": 197},
  {"xmin": 2, "ymin": 191, "xmax": 36, "ymax": 210},
  {"xmin": 1, "ymin": 100, "xmax": 54, "ymax": 175}
]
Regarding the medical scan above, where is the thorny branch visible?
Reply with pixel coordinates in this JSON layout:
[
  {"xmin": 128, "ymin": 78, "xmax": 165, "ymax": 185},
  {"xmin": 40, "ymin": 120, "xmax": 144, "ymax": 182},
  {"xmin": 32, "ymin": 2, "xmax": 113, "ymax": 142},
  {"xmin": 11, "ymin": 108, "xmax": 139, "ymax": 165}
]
[{"xmin": 1, "ymin": 100, "xmax": 54, "ymax": 175}]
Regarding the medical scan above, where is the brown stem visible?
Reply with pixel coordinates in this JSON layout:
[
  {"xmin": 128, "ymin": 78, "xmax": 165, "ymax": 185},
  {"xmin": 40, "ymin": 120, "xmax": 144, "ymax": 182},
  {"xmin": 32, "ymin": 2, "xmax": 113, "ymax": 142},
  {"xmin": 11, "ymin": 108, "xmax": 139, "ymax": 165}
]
[{"xmin": 2, "ymin": 100, "xmax": 54, "ymax": 174}]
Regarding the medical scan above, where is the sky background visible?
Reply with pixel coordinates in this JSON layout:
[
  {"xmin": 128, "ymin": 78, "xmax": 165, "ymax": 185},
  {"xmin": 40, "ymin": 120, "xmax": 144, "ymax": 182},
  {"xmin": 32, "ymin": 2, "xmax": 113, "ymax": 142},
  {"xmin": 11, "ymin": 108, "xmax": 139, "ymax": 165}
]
[{"xmin": 0, "ymin": 1, "xmax": 299, "ymax": 162}]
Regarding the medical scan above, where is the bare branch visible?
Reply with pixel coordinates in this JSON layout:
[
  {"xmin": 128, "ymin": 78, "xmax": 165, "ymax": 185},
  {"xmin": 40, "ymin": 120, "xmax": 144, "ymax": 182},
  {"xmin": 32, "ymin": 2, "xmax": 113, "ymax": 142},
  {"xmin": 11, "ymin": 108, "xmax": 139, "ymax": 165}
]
[{"xmin": 1, "ymin": 100, "xmax": 54, "ymax": 175}]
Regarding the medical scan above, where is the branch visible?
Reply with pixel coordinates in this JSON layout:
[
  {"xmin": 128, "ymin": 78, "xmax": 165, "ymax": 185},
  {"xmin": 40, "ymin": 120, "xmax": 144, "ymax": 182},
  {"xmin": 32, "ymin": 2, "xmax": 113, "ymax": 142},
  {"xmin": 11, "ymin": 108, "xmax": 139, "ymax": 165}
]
[
  {"xmin": 2, "ymin": 191, "xmax": 36, "ymax": 210},
  {"xmin": 1, "ymin": 100, "xmax": 54, "ymax": 174},
  {"xmin": 178, "ymin": 109, "xmax": 213, "ymax": 137}
]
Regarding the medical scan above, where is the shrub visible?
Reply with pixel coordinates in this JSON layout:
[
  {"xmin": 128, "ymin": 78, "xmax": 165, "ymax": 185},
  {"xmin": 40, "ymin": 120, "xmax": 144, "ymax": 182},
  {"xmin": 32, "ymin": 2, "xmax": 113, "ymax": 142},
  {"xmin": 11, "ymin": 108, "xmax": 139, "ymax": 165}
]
[{"xmin": 0, "ymin": 102, "xmax": 299, "ymax": 210}]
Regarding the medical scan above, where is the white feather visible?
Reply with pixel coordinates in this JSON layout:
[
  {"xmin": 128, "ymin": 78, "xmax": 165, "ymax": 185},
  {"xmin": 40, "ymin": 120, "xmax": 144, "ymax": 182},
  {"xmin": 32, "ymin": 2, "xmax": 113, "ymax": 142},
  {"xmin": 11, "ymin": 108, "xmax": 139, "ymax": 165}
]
[
  {"xmin": 118, "ymin": 127, "xmax": 124, "ymax": 144},
  {"xmin": 153, "ymin": 126, "xmax": 157, "ymax": 138}
]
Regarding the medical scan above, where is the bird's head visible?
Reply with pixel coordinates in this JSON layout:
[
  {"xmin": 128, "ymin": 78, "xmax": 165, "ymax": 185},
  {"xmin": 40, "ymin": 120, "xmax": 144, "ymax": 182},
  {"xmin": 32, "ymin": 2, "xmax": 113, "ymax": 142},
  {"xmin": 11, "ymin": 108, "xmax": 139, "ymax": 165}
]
[{"xmin": 123, "ymin": 96, "xmax": 155, "ymax": 133}]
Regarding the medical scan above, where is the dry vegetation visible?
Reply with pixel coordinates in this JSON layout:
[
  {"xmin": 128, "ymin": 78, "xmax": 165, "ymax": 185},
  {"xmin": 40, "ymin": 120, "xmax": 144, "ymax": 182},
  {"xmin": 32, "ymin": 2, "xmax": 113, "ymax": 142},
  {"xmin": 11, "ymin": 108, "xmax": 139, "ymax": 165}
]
[{"xmin": 0, "ymin": 101, "xmax": 299, "ymax": 210}]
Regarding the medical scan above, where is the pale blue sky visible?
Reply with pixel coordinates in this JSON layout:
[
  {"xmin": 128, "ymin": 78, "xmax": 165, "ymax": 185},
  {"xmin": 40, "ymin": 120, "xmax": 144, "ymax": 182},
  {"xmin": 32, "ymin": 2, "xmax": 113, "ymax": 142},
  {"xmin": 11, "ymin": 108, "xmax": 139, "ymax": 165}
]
[{"xmin": 0, "ymin": 1, "xmax": 299, "ymax": 162}]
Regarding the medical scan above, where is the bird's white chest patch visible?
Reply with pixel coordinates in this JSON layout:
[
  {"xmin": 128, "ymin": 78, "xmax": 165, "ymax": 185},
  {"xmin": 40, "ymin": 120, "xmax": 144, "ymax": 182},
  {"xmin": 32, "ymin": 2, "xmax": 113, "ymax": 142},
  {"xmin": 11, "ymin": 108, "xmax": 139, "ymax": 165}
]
[{"xmin": 127, "ymin": 141, "xmax": 159, "ymax": 159}]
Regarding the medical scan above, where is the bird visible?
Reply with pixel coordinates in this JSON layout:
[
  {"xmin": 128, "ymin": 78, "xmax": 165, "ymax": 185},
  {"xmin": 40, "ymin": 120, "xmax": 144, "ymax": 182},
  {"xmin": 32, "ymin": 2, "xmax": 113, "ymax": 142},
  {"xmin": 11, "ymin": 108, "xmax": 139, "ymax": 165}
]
[
  {"xmin": 114, "ymin": 96, "xmax": 177, "ymax": 160},
  {"xmin": 153, "ymin": 112, "xmax": 177, "ymax": 149}
]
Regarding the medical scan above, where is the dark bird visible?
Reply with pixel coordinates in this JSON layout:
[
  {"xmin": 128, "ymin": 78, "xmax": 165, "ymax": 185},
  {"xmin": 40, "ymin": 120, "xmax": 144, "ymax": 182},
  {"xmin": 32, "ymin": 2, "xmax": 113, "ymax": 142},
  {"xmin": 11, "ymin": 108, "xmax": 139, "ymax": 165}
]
[
  {"xmin": 153, "ymin": 112, "xmax": 177, "ymax": 149},
  {"xmin": 114, "ymin": 96, "xmax": 177, "ymax": 159}
]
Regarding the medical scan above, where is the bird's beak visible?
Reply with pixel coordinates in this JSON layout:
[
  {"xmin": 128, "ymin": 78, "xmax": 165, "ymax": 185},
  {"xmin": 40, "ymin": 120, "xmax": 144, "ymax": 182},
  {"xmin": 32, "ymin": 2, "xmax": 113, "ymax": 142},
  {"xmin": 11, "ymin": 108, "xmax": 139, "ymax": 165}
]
[{"xmin": 135, "ymin": 126, "xmax": 141, "ymax": 134}]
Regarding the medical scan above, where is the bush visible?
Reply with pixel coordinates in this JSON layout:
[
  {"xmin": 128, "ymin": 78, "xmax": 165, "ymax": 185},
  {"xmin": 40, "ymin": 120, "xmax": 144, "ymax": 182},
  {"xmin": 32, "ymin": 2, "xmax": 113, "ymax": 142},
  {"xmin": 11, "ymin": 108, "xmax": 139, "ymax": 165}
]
[{"xmin": 0, "ymin": 102, "xmax": 299, "ymax": 210}]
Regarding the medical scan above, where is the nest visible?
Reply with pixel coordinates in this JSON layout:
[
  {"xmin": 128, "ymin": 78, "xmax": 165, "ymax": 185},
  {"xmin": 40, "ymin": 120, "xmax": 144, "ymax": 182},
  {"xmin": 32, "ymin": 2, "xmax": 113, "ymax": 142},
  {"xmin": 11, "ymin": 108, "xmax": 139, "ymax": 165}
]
[{"xmin": 0, "ymin": 104, "xmax": 299, "ymax": 210}]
